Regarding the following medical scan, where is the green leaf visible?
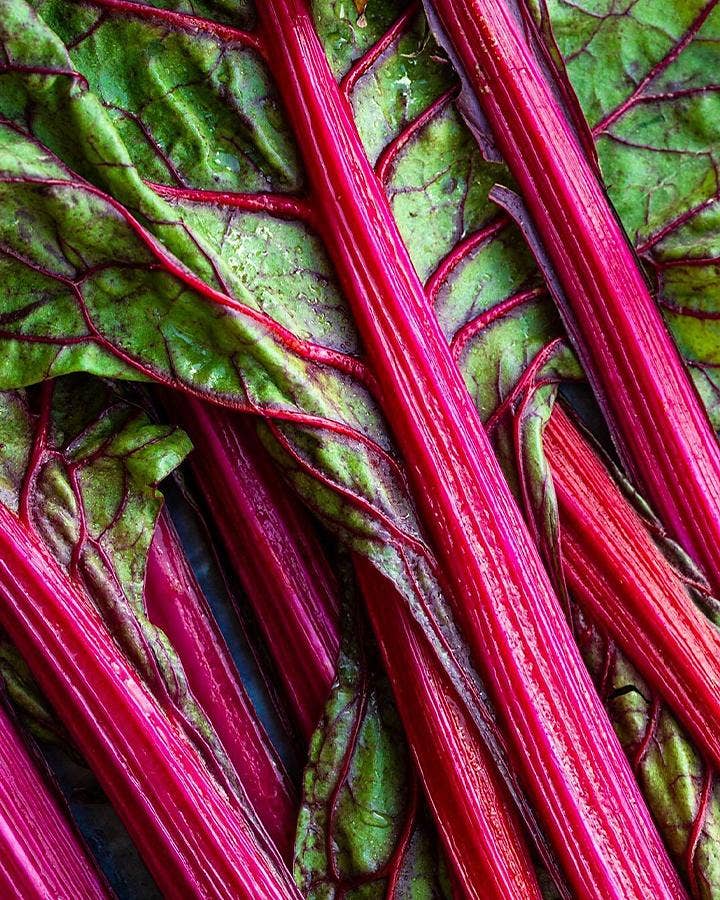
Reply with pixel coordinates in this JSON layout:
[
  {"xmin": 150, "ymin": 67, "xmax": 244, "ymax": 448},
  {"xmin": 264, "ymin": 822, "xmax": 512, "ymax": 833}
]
[
  {"xmin": 295, "ymin": 586, "xmax": 450, "ymax": 900},
  {"xmin": 0, "ymin": 639, "xmax": 68, "ymax": 746},
  {"xmin": 0, "ymin": 0, "xmax": 487, "ymax": 751}
]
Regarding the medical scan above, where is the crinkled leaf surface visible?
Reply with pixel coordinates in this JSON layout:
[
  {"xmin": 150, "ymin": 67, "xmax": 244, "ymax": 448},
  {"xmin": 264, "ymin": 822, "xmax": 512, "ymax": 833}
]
[
  {"xmin": 0, "ymin": 376, "xmax": 187, "ymax": 613},
  {"xmin": 534, "ymin": 0, "xmax": 720, "ymax": 426},
  {"xmin": 0, "ymin": 0, "xmax": 494, "ymax": 771},
  {"xmin": 295, "ymin": 593, "xmax": 450, "ymax": 900},
  {"xmin": 0, "ymin": 375, "xmax": 244, "ymax": 786}
]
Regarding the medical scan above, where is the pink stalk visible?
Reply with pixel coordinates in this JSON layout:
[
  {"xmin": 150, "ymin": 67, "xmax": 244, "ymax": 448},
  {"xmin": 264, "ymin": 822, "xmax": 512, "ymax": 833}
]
[
  {"xmin": 356, "ymin": 560, "xmax": 543, "ymax": 900},
  {"xmin": 161, "ymin": 394, "xmax": 339, "ymax": 740},
  {"xmin": 544, "ymin": 406, "xmax": 720, "ymax": 769},
  {"xmin": 0, "ymin": 502, "xmax": 300, "ymax": 900},
  {"xmin": 252, "ymin": 2, "xmax": 684, "ymax": 895},
  {"xmin": 426, "ymin": 0, "xmax": 720, "ymax": 598},
  {"xmin": 145, "ymin": 511, "xmax": 297, "ymax": 858},
  {"xmin": 253, "ymin": 0, "xmax": 683, "ymax": 898},
  {"xmin": 0, "ymin": 701, "xmax": 109, "ymax": 898}
]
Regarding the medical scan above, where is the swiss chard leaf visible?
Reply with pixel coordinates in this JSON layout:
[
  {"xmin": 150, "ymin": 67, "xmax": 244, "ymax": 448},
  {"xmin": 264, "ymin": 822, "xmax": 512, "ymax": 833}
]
[
  {"xmin": 536, "ymin": 0, "xmax": 720, "ymax": 425},
  {"xmin": 295, "ymin": 589, "xmax": 450, "ymax": 899},
  {"xmin": 1, "ymin": 0, "xmax": 716, "ymax": 890}
]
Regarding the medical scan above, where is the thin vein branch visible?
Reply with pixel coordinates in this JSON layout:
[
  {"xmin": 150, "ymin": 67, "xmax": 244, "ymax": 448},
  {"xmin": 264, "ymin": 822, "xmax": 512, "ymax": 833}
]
[
  {"xmin": 375, "ymin": 85, "xmax": 459, "ymax": 185},
  {"xmin": 593, "ymin": 0, "xmax": 720, "ymax": 134},
  {"xmin": 339, "ymin": 2, "xmax": 419, "ymax": 100},
  {"xmin": 77, "ymin": 0, "xmax": 265, "ymax": 53}
]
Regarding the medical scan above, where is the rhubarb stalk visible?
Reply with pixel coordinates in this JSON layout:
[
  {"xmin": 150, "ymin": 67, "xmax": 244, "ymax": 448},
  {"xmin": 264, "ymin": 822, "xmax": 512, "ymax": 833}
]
[
  {"xmin": 145, "ymin": 510, "xmax": 297, "ymax": 858},
  {"xmin": 0, "ymin": 502, "xmax": 300, "ymax": 900},
  {"xmin": 253, "ymin": 2, "xmax": 684, "ymax": 895},
  {"xmin": 425, "ymin": 0, "xmax": 720, "ymax": 598},
  {"xmin": 542, "ymin": 406, "xmax": 720, "ymax": 766},
  {"xmin": 0, "ymin": 700, "xmax": 109, "ymax": 898}
]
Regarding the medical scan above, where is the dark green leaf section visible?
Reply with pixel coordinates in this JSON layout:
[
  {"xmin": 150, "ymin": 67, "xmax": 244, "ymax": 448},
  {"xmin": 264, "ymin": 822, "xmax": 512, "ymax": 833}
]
[
  {"xmin": 295, "ymin": 596, "xmax": 450, "ymax": 900},
  {"xmin": 0, "ymin": 377, "xmax": 244, "ymax": 785},
  {"xmin": 535, "ymin": 0, "xmax": 720, "ymax": 425},
  {"xmin": 312, "ymin": 0, "xmax": 404, "ymax": 79}
]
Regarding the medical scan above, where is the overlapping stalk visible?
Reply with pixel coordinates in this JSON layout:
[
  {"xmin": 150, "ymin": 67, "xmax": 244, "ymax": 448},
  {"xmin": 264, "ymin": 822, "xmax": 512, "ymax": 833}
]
[
  {"xmin": 0, "ymin": 700, "xmax": 109, "ymax": 897},
  {"xmin": 145, "ymin": 510, "xmax": 297, "ymax": 857},
  {"xmin": 248, "ymin": 3, "xmax": 685, "ymax": 894},
  {"xmin": 0, "ymin": 503, "xmax": 301, "ymax": 900},
  {"xmin": 161, "ymin": 395, "xmax": 340, "ymax": 741},
  {"xmin": 544, "ymin": 406, "xmax": 720, "ymax": 767},
  {"xmin": 170, "ymin": 396, "xmax": 547, "ymax": 897},
  {"xmin": 355, "ymin": 560, "xmax": 543, "ymax": 900}
]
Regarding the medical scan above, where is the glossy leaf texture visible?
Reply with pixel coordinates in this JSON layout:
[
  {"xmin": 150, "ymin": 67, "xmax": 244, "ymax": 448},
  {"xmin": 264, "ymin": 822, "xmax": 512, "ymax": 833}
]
[
  {"xmin": 0, "ymin": 375, "xmax": 249, "ymax": 788},
  {"xmin": 295, "ymin": 585, "xmax": 451, "ymax": 900},
  {"xmin": 326, "ymin": 1, "xmax": 720, "ymax": 894}
]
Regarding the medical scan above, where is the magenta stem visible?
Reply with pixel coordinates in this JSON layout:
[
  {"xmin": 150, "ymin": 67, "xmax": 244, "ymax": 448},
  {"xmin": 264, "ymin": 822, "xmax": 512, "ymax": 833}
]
[
  {"xmin": 0, "ymin": 701, "xmax": 110, "ymax": 898},
  {"xmin": 356, "ymin": 559, "xmax": 542, "ymax": 900},
  {"xmin": 145, "ymin": 511, "xmax": 297, "ymax": 858},
  {"xmin": 161, "ymin": 394, "xmax": 340, "ymax": 740},
  {"xmin": 254, "ymin": 2, "xmax": 684, "ymax": 895},
  {"xmin": 545, "ymin": 406, "xmax": 720, "ymax": 770},
  {"xmin": 0, "ymin": 503, "xmax": 300, "ymax": 900}
]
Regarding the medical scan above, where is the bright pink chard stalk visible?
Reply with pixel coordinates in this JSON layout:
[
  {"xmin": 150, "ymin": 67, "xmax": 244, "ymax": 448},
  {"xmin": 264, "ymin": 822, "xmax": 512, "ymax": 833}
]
[
  {"xmin": 0, "ymin": 700, "xmax": 109, "ymax": 898},
  {"xmin": 253, "ymin": 2, "xmax": 684, "ymax": 896},
  {"xmin": 0, "ymin": 503, "xmax": 300, "ymax": 900},
  {"xmin": 161, "ymin": 394, "xmax": 340, "ymax": 741},
  {"xmin": 145, "ymin": 510, "xmax": 297, "ymax": 858},
  {"xmin": 545, "ymin": 406, "xmax": 720, "ymax": 770},
  {"xmin": 425, "ymin": 0, "xmax": 720, "ymax": 599},
  {"xmin": 355, "ymin": 559, "xmax": 543, "ymax": 900}
]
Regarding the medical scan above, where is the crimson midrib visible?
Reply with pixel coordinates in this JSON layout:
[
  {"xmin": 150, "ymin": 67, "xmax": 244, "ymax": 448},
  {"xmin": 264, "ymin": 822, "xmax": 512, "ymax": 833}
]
[{"xmin": 256, "ymin": 1, "xmax": 684, "ymax": 896}]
